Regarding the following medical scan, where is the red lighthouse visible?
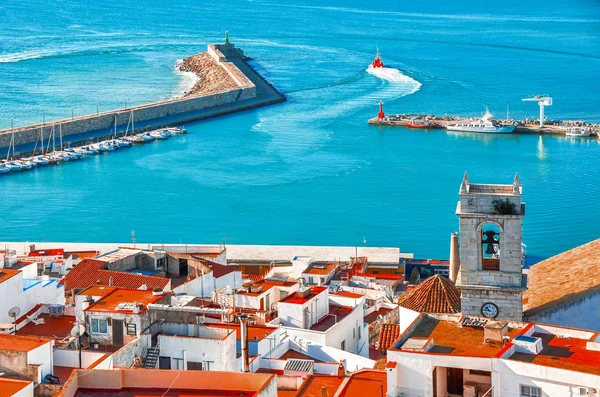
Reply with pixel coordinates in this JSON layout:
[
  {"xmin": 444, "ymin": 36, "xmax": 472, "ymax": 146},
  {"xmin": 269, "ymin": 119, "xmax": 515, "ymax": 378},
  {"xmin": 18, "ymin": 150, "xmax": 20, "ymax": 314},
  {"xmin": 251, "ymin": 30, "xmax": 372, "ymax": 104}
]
[{"xmin": 378, "ymin": 101, "xmax": 385, "ymax": 119}]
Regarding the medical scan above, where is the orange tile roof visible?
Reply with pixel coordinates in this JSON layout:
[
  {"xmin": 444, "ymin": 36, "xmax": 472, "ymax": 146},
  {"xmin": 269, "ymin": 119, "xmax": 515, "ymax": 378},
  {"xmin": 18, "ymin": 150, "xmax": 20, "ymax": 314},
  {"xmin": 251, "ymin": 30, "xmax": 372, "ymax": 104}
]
[
  {"xmin": 295, "ymin": 375, "xmax": 344, "ymax": 397},
  {"xmin": 523, "ymin": 238, "xmax": 600, "ymax": 316},
  {"xmin": 84, "ymin": 288, "xmax": 163, "ymax": 314},
  {"xmin": 0, "ymin": 268, "xmax": 20, "ymax": 284},
  {"xmin": 0, "ymin": 377, "xmax": 32, "ymax": 397},
  {"xmin": 377, "ymin": 323, "xmax": 400, "ymax": 351},
  {"xmin": 338, "ymin": 370, "xmax": 387, "ymax": 397},
  {"xmin": 398, "ymin": 274, "xmax": 461, "ymax": 314},
  {"xmin": 0, "ymin": 333, "xmax": 53, "ymax": 352},
  {"xmin": 78, "ymin": 285, "xmax": 117, "ymax": 297},
  {"xmin": 59, "ymin": 258, "xmax": 169, "ymax": 291}
]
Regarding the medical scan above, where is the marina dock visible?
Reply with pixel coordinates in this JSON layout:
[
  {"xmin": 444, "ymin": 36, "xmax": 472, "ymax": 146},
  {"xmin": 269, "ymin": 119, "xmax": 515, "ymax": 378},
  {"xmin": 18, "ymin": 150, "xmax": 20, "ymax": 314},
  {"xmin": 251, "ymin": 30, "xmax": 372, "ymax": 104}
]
[{"xmin": 0, "ymin": 39, "xmax": 285, "ymax": 160}]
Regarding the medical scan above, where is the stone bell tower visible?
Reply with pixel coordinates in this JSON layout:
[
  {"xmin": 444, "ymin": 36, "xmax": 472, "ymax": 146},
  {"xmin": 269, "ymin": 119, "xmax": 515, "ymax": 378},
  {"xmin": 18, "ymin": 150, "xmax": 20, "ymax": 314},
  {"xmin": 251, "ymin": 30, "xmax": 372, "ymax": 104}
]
[{"xmin": 455, "ymin": 172, "xmax": 525, "ymax": 321}]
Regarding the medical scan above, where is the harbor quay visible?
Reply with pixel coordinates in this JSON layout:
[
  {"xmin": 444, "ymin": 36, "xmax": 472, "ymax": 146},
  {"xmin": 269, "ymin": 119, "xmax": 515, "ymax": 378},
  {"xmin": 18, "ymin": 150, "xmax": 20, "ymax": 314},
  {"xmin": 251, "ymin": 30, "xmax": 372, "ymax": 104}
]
[
  {"xmin": 369, "ymin": 101, "xmax": 600, "ymax": 137},
  {"xmin": 0, "ymin": 38, "xmax": 285, "ymax": 159}
]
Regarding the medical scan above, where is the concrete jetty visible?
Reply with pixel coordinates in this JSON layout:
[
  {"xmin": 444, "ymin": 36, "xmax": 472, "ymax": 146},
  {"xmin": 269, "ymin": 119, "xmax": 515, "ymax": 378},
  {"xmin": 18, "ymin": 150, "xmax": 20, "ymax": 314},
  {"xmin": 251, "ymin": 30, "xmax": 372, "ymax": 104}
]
[
  {"xmin": 368, "ymin": 111, "xmax": 599, "ymax": 137},
  {"xmin": 0, "ymin": 39, "xmax": 285, "ymax": 157}
]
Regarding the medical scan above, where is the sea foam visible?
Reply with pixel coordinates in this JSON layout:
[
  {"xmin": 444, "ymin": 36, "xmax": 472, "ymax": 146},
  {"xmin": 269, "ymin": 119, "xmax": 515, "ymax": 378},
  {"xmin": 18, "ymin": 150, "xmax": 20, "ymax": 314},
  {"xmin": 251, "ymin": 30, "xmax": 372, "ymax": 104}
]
[{"xmin": 366, "ymin": 66, "xmax": 422, "ymax": 96}]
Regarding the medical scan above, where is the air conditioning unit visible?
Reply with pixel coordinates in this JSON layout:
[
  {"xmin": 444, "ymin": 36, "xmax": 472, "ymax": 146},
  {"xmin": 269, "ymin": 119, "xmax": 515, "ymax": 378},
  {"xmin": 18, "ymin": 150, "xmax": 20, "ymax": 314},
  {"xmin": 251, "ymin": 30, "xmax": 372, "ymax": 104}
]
[{"xmin": 513, "ymin": 335, "xmax": 543, "ymax": 355}]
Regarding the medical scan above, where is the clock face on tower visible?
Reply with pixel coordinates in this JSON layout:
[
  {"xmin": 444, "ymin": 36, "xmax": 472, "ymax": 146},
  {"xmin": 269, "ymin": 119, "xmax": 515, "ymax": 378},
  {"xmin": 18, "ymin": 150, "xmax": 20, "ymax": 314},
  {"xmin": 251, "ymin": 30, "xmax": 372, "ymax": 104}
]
[{"xmin": 481, "ymin": 302, "xmax": 499, "ymax": 318}]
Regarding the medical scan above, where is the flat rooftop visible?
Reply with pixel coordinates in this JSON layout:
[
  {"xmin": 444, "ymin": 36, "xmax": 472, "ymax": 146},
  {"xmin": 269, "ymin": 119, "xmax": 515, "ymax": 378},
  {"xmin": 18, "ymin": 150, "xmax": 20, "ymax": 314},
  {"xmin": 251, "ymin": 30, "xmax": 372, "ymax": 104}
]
[
  {"xmin": 0, "ymin": 333, "xmax": 52, "ymax": 352},
  {"xmin": 507, "ymin": 331, "xmax": 600, "ymax": 376},
  {"xmin": 280, "ymin": 286, "xmax": 327, "ymax": 305},
  {"xmin": 310, "ymin": 305, "xmax": 353, "ymax": 332},
  {"xmin": 0, "ymin": 377, "xmax": 32, "ymax": 397},
  {"xmin": 205, "ymin": 322, "xmax": 277, "ymax": 342},
  {"xmin": 19, "ymin": 314, "xmax": 76, "ymax": 341},
  {"xmin": 85, "ymin": 288, "xmax": 163, "ymax": 314},
  {"xmin": 338, "ymin": 370, "xmax": 387, "ymax": 397},
  {"xmin": 395, "ymin": 316, "xmax": 522, "ymax": 358},
  {"xmin": 74, "ymin": 389, "xmax": 260, "ymax": 397}
]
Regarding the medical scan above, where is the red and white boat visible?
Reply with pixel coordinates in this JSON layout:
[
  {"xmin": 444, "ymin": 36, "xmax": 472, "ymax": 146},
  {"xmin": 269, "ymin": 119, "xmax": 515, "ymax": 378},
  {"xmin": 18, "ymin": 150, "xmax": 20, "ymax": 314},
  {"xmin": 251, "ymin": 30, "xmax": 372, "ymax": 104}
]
[{"xmin": 371, "ymin": 48, "xmax": 384, "ymax": 68}]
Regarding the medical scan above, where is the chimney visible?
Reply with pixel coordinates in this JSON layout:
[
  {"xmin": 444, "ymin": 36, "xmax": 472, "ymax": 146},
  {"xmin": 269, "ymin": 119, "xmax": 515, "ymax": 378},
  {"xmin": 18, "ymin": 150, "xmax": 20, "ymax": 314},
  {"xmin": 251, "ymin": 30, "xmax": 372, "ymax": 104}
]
[
  {"xmin": 449, "ymin": 232, "xmax": 460, "ymax": 283},
  {"xmin": 337, "ymin": 359, "xmax": 346, "ymax": 378},
  {"xmin": 238, "ymin": 314, "xmax": 250, "ymax": 372},
  {"xmin": 321, "ymin": 387, "xmax": 329, "ymax": 397}
]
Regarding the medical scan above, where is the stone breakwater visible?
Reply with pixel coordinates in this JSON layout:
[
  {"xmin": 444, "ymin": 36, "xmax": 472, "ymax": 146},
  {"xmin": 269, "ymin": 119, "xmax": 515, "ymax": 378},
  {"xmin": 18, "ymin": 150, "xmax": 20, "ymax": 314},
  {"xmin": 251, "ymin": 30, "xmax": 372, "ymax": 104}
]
[
  {"xmin": 0, "ymin": 42, "xmax": 285, "ymax": 156},
  {"xmin": 177, "ymin": 52, "xmax": 239, "ymax": 97}
]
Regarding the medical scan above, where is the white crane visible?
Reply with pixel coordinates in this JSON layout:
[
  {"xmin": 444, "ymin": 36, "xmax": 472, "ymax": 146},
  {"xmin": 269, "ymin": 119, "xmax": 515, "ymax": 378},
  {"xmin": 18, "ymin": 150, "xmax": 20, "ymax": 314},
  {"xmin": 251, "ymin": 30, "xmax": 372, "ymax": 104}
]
[{"xmin": 522, "ymin": 95, "xmax": 552, "ymax": 127}]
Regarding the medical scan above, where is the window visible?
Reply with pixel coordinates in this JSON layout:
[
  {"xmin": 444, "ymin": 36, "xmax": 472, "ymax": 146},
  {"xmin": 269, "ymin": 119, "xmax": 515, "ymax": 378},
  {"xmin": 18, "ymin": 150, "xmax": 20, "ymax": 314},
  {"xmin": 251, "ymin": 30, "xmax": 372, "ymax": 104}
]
[
  {"xmin": 353, "ymin": 328, "xmax": 356, "ymax": 339},
  {"xmin": 520, "ymin": 385, "xmax": 541, "ymax": 397},
  {"xmin": 340, "ymin": 340, "xmax": 346, "ymax": 351},
  {"xmin": 91, "ymin": 318, "xmax": 108, "ymax": 334},
  {"xmin": 578, "ymin": 388, "xmax": 589, "ymax": 396},
  {"xmin": 308, "ymin": 277, "xmax": 314, "ymax": 284},
  {"xmin": 469, "ymin": 369, "xmax": 491, "ymax": 377},
  {"xmin": 358, "ymin": 326, "xmax": 361, "ymax": 340}
]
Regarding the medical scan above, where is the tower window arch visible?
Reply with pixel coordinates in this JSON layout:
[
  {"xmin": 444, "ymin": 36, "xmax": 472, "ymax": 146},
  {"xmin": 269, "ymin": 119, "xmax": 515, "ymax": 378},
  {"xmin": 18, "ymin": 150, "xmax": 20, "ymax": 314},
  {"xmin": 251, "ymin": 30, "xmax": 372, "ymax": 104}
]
[{"xmin": 477, "ymin": 221, "xmax": 502, "ymax": 271}]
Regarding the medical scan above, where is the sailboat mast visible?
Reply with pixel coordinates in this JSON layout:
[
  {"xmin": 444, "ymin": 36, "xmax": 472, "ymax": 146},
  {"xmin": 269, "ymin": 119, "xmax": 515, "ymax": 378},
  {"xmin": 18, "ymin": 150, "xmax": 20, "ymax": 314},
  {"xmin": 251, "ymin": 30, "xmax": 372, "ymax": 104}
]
[
  {"xmin": 59, "ymin": 123, "xmax": 63, "ymax": 150},
  {"xmin": 114, "ymin": 114, "xmax": 117, "ymax": 138},
  {"xmin": 40, "ymin": 126, "xmax": 44, "ymax": 155},
  {"xmin": 131, "ymin": 109, "xmax": 134, "ymax": 135}
]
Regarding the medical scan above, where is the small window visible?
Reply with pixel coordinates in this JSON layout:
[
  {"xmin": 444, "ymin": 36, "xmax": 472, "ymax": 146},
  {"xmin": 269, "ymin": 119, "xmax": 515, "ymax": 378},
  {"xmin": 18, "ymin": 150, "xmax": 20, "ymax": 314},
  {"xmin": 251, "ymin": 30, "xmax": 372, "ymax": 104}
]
[
  {"xmin": 340, "ymin": 340, "xmax": 346, "ymax": 350},
  {"xmin": 358, "ymin": 326, "xmax": 361, "ymax": 340},
  {"xmin": 353, "ymin": 328, "xmax": 356, "ymax": 339},
  {"xmin": 578, "ymin": 388, "xmax": 589, "ymax": 397},
  {"xmin": 520, "ymin": 385, "xmax": 541, "ymax": 397},
  {"xmin": 91, "ymin": 318, "xmax": 108, "ymax": 334},
  {"xmin": 308, "ymin": 277, "xmax": 314, "ymax": 284}
]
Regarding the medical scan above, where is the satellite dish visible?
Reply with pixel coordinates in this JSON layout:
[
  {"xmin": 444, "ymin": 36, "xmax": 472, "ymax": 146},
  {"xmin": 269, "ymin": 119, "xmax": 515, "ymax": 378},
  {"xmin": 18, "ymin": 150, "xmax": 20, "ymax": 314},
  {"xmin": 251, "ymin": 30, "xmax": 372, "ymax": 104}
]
[
  {"xmin": 8, "ymin": 306, "xmax": 20, "ymax": 320},
  {"xmin": 70, "ymin": 323, "xmax": 86, "ymax": 337}
]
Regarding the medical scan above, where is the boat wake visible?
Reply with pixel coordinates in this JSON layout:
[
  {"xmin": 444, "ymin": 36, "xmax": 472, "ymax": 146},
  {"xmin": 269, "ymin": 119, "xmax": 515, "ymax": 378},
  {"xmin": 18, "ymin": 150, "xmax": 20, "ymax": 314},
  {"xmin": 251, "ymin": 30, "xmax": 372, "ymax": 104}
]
[{"xmin": 366, "ymin": 66, "xmax": 422, "ymax": 96}]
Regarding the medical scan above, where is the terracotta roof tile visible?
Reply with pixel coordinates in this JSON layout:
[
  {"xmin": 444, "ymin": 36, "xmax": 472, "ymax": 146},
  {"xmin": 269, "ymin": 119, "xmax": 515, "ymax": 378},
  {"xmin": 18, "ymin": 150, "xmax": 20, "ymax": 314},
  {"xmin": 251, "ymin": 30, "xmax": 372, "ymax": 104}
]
[
  {"xmin": 59, "ymin": 258, "xmax": 169, "ymax": 291},
  {"xmin": 377, "ymin": 323, "xmax": 399, "ymax": 351},
  {"xmin": 523, "ymin": 238, "xmax": 600, "ymax": 316},
  {"xmin": 398, "ymin": 274, "xmax": 461, "ymax": 314}
]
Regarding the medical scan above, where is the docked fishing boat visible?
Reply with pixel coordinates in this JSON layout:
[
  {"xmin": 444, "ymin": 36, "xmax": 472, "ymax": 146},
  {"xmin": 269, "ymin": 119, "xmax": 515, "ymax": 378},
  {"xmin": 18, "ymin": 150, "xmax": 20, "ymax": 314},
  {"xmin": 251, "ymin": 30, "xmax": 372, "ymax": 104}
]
[
  {"xmin": 407, "ymin": 120, "xmax": 439, "ymax": 129},
  {"xmin": 115, "ymin": 138, "xmax": 133, "ymax": 147},
  {"xmin": 18, "ymin": 160, "xmax": 33, "ymax": 169},
  {"xmin": 5, "ymin": 160, "xmax": 23, "ymax": 171},
  {"xmin": 566, "ymin": 126, "xmax": 591, "ymax": 137},
  {"xmin": 371, "ymin": 48, "xmax": 384, "ymax": 68},
  {"xmin": 445, "ymin": 109, "xmax": 515, "ymax": 134}
]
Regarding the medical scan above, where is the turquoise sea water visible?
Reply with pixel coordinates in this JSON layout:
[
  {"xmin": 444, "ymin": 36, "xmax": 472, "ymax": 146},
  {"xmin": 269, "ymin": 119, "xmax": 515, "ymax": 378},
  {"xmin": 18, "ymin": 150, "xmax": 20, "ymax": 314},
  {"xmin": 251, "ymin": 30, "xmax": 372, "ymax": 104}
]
[{"xmin": 1, "ymin": 0, "xmax": 599, "ymax": 263}]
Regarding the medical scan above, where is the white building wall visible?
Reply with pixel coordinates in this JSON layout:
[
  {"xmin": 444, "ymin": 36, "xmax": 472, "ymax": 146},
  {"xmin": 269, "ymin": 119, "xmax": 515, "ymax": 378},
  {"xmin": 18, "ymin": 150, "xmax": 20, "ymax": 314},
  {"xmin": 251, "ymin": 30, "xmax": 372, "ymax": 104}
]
[
  {"xmin": 0, "ymin": 271, "xmax": 24, "ymax": 323},
  {"xmin": 157, "ymin": 331, "xmax": 236, "ymax": 371},
  {"xmin": 528, "ymin": 292, "xmax": 600, "ymax": 332},
  {"xmin": 493, "ymin": 358, "xmax": 600, "ymax": 397},
  {"xmin": 399, "ymin": 307, "xmax": 420, "ymax": 334},
  {"xmin": 12, "ymin": 381, "xmax": 34, "ymax": 397},
  {"xmin": 386, "ymin": 350, "xmax": 492, "ymax": 397},
  {"xmin": 24, "ymin": 280, "xmax": 65, "ymax": 311},
  {"xmin": 27, "ymin": 341, "xmax": 53, "ymax": 383},
  {"xmin": 173, "ymin": 270, "xmax": 242, "ymax": 298}
]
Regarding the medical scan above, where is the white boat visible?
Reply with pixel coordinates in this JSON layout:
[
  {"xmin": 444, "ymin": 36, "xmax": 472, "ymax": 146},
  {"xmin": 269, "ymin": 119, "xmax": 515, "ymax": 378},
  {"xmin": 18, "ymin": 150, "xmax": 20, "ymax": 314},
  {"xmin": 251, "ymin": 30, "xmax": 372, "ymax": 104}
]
[
  {"xmin": 5, "ymin": 161, "xmax": 23, "ymax": 171},
  {"xmin": 115, "ymin": 138, "xmax": 133, "ymax": 147},
  {"xmin": 32, "ymin": 156, "xmax": 49, "ymax": 166},
  {"xmin": 0, "ymin": 164, "xmax": 9, "ymax": 173},
  {"xmin": 150, "ymin": 130, "xmax": 170, "ymax": 140},
  {"xmin": 18, "ymin": 160, "xmax": 33, "ymax": 169},
  {"xmin": 140, "ymin": 133, "xmax": 155, "ymax": 142},
  {"xmin": 446, "ymin": 109, "xmax": 515, "ymax": 134},
  {"xmin": 566, "ymin": 126, "xmax": 591, "ymax": 137},
  {"xmin": 165, "ymin": 126, "xmax": 186, "ymax": 134}
]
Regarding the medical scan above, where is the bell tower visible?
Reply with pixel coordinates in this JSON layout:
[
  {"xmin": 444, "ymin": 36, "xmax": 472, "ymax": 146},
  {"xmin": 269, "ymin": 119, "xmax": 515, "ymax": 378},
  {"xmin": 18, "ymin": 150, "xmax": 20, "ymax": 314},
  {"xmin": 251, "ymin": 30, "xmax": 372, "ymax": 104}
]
[{"xmin": 455, "ymin": 172, "xmax": 525, "ymax": 321}]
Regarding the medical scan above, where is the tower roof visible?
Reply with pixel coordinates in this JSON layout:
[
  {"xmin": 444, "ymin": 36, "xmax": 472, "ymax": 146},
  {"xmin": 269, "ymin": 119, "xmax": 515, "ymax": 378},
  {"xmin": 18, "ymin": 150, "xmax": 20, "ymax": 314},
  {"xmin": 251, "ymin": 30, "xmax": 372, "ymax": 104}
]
[{"xmin": 398, "ymin": 275, "xmax": 461, "ymax": 314}]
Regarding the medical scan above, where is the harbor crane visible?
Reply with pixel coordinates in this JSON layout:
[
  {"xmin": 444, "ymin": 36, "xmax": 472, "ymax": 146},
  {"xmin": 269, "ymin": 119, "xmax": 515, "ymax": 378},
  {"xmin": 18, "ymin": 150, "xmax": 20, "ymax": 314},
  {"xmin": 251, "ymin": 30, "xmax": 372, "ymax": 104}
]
[{"xmin": 522, "ymin": 95, "xmax": 552, "ymax": 127}]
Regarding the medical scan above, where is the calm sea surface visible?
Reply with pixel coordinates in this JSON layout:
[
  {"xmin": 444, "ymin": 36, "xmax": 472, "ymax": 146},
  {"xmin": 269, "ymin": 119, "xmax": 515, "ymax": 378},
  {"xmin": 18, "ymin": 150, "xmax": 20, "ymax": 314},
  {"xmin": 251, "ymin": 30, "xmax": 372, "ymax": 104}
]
[{"xmin": 1, "ymin": 0, "xmax": 599, "ymax": 263}]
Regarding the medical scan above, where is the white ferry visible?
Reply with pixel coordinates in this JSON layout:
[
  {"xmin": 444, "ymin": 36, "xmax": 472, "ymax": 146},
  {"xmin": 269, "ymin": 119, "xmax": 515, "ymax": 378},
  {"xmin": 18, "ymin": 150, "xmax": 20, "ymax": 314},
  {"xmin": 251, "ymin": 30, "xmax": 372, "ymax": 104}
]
[
  {"xmin": 446, "ymin": 109, "xmax": 515, "ymax": 134},
  {"xmin": 566, "ymin": 126, "xmax": 592, "ymax": 137}
]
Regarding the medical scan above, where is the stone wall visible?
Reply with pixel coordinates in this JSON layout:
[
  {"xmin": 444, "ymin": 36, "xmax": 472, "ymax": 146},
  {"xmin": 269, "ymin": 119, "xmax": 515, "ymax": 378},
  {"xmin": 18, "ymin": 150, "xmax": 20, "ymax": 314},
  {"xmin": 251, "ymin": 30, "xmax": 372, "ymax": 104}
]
[
  {"xmin": 461, "ymin": 288, "xmax": 523, "ymax": 321},
  {"xmin": 0, "ymin": 43, "xmax": 257, "ymax": 152}
]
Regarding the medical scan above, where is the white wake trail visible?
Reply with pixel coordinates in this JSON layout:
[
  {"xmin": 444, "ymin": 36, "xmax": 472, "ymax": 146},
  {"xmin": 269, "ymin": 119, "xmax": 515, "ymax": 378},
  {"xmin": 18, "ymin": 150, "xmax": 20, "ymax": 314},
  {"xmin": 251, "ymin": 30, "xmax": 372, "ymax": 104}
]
[{"xmin": 366, "ymin": 66, "xmax": 422, "ymax": 96}]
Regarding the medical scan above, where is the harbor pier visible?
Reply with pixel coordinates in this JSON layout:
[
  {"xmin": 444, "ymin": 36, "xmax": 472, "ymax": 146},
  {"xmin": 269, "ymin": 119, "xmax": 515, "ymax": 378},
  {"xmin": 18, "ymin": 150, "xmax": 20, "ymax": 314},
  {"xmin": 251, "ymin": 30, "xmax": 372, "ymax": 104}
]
[{"xmin": 0, "ymin": 39, "xmax": 285, "ymax": 158}]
